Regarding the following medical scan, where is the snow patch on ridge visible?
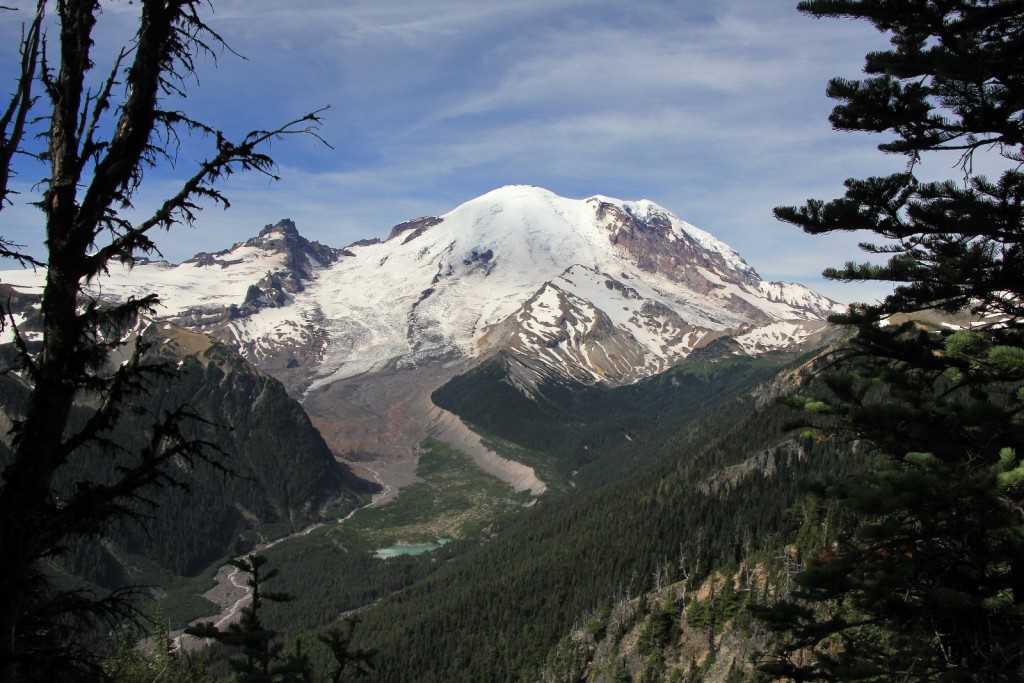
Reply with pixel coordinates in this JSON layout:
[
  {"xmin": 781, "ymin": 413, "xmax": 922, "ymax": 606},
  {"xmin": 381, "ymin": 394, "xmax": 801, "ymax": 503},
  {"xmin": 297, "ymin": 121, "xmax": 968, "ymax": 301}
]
[{"xmin": 734, "ymin": 320, "xmax": 827, "ymax": 355}]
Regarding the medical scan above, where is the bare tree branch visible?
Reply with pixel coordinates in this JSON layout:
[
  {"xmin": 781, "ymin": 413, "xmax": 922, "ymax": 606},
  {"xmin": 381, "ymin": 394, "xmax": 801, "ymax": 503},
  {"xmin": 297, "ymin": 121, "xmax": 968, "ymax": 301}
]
[
  {"xmin": 0, "ymin": 3, "xmax": 332, "ymax": 680},
  {"xmin": 0, "ymin": 1, "xmax": 44, "ymax": 215}
]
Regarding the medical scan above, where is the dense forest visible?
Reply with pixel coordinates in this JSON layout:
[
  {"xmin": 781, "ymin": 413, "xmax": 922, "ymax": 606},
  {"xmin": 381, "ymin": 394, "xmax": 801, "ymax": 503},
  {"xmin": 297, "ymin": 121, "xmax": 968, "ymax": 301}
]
[
  {"xmin": 0, "ymin": 323, "xmax": 374, "ymax": 592},
  {"xmin": 145, "ymin": 343, "xmax": 855, "ymax": 681},
  {"xmin": 352, "ymin": 355, "xmax": 856, "ymax": 681},
  {"xmin": 2, "ymin": 0, "xmax": 1023, "ymax": 681},
  {"xmin": 432, "ymin": 351, "xmax": 790, "ymax": 488}
]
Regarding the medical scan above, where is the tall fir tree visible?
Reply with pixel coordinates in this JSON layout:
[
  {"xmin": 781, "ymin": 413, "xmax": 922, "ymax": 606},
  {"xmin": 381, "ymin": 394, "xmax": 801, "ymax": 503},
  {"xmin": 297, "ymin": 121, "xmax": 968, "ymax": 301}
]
[{"xmin": 754, "ymin": 1, "xmax": 1024, "ymax": 681}]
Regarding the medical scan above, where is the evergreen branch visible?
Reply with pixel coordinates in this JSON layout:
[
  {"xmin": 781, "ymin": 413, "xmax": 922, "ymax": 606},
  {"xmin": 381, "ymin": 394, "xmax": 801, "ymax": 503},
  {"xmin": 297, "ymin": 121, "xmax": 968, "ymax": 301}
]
[{"xmin": 76, "ymin": 48, "xmax": 126, "ymax": 174}]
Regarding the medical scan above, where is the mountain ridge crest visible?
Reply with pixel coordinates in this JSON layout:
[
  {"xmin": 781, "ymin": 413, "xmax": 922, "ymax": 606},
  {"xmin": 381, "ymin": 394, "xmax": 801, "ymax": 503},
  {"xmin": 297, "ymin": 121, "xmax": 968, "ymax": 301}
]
[{"xmin": 0, "ymin": 187, "xmax": 842, "ymax": 393}]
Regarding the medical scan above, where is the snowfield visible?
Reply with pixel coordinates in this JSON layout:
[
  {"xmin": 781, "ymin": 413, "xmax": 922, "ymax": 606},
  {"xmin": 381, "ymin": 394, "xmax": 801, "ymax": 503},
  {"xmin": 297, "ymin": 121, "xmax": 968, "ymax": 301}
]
[{"xmin": 0, "ymin": 186, "xmax": 844, "ymax": 388}]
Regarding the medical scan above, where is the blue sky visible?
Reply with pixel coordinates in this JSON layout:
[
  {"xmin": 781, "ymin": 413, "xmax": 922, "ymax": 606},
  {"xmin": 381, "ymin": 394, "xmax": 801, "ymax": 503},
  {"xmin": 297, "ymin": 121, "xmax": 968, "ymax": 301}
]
[{"xmin": 0, "ymin": 0, "xmax": 906, "ymax": 303}]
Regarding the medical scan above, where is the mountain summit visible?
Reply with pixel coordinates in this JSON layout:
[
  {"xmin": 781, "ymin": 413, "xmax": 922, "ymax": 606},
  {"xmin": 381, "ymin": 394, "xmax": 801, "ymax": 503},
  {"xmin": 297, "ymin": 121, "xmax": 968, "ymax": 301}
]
[
  {"xmin": 299, "ymin": 185, "xmax": 840, "ymax": 388},
  {"xmin": 2, "ymin": 186, "xmax": 840, "ymax": 391}
]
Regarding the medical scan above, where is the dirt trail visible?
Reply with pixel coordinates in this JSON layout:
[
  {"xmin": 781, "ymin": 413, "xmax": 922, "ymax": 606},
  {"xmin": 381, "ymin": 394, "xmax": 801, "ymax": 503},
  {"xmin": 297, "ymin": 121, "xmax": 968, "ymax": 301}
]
[
  {"xmin": 173, "ymin": 519, "xmax": 338, "ymax": 651},
  {"xmin": 174, "ymin": 360, "xmax": 546, "ymax": 650}
]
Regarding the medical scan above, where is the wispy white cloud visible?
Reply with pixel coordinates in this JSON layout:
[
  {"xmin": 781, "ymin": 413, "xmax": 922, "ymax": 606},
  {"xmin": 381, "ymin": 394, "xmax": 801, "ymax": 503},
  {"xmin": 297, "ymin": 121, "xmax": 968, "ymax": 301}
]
[{"xmin": 0, "ymin": 0, "xmax": 906, "ymax": 303}]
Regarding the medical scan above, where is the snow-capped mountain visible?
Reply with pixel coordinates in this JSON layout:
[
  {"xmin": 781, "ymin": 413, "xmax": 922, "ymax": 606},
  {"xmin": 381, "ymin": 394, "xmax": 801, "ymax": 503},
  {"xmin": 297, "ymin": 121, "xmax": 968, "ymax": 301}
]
[
  {"xmin": 0, "ymin": 186, "xmax": 840, "ymax": 393},
  {"xmin": 307, "ymin": 185, "xmax": 839, "ymax": 389}
]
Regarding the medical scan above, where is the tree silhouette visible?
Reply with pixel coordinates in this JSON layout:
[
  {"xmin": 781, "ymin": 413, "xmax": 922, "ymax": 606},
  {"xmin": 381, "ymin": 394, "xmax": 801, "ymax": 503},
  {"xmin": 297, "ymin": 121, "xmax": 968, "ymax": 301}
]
[
  {"xmin": 755, "ymin": 2, "xmax": 1024, "ymax": 680},
  {"xmin": 185, "ymin": 554, "xmax": 376, "ymax": 683},
  {"xmin": 0, "ymin": 2, "xmax": 326, "ymax": 680}
]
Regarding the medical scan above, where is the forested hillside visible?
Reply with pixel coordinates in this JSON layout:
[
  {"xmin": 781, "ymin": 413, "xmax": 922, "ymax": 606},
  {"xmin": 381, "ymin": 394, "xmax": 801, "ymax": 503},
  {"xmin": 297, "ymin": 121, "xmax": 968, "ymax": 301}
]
[
  {"xmin": 3, "ymin": 1, "xmax": 1022, "ymax": 680},
  {"xmin": 153, "ymin": 345, "xmax": 850, "ymax": 682},
  {"xmin": 342, "ymin": 350, "xmax": 863, "ymax": 682},
  {"xmin": 432, "ymin": 352, "xmax": 788, "ymax": 489},
  {"xmin": 0, "ymin": 323, "xmax": 376, "ymax": 584}
]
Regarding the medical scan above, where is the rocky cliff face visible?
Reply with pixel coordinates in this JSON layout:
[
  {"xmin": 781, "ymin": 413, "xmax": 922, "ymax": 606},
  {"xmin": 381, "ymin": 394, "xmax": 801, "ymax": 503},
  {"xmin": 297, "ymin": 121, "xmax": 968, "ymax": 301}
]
[{"xmin": 541, "ymin": 566, "xmax": 776, "ymax": 683}]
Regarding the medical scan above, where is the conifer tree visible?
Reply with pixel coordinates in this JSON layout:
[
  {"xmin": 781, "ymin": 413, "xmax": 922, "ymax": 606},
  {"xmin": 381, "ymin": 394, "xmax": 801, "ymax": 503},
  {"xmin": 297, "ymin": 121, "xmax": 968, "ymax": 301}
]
[
  {"xmin": 755, "ymin": 1, "xmax": 1024, "ymax": 680},
  {"xmin": 0, "ymin": 2, "xmax": 326, "ymax": 680},
  {"xmin": 317, "ymin": 617, "xmax": 377, "ymax": 683},
  {"xmin": 185, "ymin": 554, "xmax": 375, "ymax": 683},
  {"xmin": 186, "ymin": 554, "xmax": 296, "ymax": 682},
  {"xmin": 104, "ymin": 607, "xmax": 214, "ymax": 683}
]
